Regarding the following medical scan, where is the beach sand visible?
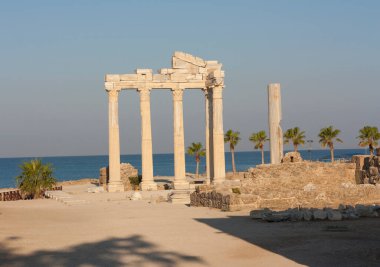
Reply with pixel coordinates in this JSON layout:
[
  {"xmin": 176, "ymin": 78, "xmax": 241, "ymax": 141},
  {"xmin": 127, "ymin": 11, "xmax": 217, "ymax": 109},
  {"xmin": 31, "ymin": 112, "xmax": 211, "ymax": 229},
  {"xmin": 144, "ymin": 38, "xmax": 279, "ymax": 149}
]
[{"xmin": 1, "ymin": 183, "xmax": 379, "ymax": 267}]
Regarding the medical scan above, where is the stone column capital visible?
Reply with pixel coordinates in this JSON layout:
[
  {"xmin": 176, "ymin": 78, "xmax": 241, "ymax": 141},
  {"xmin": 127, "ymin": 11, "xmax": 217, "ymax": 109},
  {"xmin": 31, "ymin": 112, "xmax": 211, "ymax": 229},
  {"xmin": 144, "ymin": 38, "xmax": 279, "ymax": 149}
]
[
  {"xmin": 171, "ymin": 88, "xmax": 184, "ymax": 101},
  {"xmin": 105, "ymin": 81, "xmax": 121, "ymax": 92},
  {"xmin": 137, "ymin": 87, "xmax": 151, "ymax": 101},
  {"xmin": 107, "ymin": 89, "xmax": 120, "ymax": 97}
]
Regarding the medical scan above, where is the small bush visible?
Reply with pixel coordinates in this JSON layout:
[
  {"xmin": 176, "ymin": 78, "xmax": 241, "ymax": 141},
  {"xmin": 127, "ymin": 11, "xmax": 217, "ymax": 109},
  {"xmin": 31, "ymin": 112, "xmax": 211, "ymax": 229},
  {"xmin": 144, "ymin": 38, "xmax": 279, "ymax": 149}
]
[
  {"xmin": 129, "ymin": 175, "xmax": 142, "ymax": 190},
  {"xmin": 16, "ymin": 159, "xmax": 57, "ymax": 199},
  {"xmin": 232, "ymin": 188, "xmax": 241, "ymax": 194}
]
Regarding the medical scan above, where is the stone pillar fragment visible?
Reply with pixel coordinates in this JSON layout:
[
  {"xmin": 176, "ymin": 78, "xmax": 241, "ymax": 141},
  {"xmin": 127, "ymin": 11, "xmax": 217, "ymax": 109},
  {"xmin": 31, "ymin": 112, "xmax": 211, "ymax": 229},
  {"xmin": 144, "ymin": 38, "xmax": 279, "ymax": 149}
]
[
  {"xmin": 268, "ymin": 83, "xmax": 283, "ymax": 164},
  {"xmin": 107, "ymin": 89, "xmax": 124, "ymax": 192},
  {"xmin": 138, "ymin": 87, "xmax": 157, "ymax": 191},
  {"xmin": 212, "ymin": 85, "xmax": 226, "ymax": 183},
  {"xmin": 172, "ymin": 88, "xmax": 189, "ymax": 190}
]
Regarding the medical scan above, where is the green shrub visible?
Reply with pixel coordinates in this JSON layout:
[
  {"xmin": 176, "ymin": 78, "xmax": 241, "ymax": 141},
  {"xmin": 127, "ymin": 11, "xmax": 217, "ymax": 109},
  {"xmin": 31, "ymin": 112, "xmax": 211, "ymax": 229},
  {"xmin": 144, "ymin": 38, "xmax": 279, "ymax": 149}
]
[
  {"xmin": 129, "ymin": 175, "xmax": 142, "ymax": 190},
  {"xmin": 16, "ymin": 159, "xmax": 57, "ymax": 199},
  {"xmin": 232, "ymin": 187, "xmax": 241, "ymax": 194}
]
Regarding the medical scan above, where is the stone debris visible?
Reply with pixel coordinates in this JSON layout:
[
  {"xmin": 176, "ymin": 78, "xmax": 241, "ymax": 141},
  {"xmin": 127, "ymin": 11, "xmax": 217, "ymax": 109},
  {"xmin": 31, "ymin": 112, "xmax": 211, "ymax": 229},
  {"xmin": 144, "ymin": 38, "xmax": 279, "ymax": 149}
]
[
  {"xmin": 341, "ymin": 182, "xmax": 355, "ymax": 188},
  {"xmin": 129, "ymin": 191, "xmax": 142, "ymax": 201},
  {"xmin": 327, "ymin": 210, "xmax": 342, "ymax": 221},
  {"xmin": 313, "ymin": 210, "xmax": 327, "ymax": 220},
  {"xmin": 250, "ymin": 204, "xmax": 380, "ymax": 222},
  {"xmin": 44, "ymin": 191, "xmax": 88, "ymax": 206},
  {"xmin": 149, "ymin": 195, "xmax": 167, "ymax": 204},
  {"xmin": 353, "ymin": 151, "xmax": 380, "ymax": 185},
  {"xmin": 282, "ymin": 151, "xmax": 303, "ymax": 163},
  {"xmin": 99, "ymin": 163, "xmax": 139, "ymax": 191},
  {"xmin": 87, "ymin": 186, "xmax": 104, "ymax": 193}
]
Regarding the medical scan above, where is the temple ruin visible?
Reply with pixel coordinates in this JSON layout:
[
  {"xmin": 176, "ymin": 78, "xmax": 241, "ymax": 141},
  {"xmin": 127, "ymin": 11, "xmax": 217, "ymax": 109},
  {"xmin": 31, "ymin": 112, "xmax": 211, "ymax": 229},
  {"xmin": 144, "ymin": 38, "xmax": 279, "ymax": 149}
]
[{"xmin": 104, "ymin": 52, "xmax": 226, "ymax": 202}]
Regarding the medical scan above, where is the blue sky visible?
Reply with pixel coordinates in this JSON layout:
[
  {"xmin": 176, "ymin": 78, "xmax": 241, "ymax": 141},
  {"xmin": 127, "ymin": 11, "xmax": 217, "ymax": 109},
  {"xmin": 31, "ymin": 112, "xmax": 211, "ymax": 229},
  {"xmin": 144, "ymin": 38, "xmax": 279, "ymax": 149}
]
[{"xmin": 0, "ymin": 0, "xmax": 379, "ymax": 157}]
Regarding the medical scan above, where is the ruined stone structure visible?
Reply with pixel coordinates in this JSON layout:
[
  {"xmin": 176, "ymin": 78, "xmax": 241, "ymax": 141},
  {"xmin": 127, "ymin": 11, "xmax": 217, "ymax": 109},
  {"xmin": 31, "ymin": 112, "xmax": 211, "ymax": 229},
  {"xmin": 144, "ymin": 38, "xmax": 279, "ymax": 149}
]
[
  {"xmin": 104, "ymin": 52, "xmax": 226, "ymax": 201},
  {"xmin": 353, "ymin": 150, "xmax": 380, "ymax": 185},
  {"xmin": 99, "ymin": 163, "xmax": 139, "ymax": 191},
  {"xmin": 282, "ymin": 152, "xmax": 303, "ymax": 163},
  {"xmin": 268, "ymin": 83, "xmax": 283, "ymax": 164}
]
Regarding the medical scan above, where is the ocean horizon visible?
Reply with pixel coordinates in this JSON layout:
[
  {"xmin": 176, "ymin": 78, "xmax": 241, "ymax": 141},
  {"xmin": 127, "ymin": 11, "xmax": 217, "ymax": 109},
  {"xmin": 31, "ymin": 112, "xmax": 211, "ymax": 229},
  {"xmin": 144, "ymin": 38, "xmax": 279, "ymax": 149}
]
[{"xmin": 0, "ymin": 148, "xmax": 368, "ymax": 188}]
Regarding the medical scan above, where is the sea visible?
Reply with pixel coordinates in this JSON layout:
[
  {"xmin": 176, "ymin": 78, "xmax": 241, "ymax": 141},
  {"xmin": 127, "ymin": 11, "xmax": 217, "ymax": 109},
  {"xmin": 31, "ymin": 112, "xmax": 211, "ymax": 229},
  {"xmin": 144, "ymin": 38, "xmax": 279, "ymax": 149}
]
[{"xmin": 0, "ymin": 149, "xmax": 367, "ymax": 188}]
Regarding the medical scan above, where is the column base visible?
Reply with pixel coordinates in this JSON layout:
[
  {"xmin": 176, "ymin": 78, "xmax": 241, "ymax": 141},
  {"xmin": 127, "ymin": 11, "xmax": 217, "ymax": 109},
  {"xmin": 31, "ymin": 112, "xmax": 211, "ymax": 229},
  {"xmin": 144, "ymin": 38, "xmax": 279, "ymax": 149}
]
[
  {"xmin": 140, "ymin": 181, "xmax": 158, "ymax": 191},
  {"xmin": 173, "ymin": 181, "xmax": 189, "ymax": 190},
  {"xmin": 107, "ymin": 181, "xmax": 124, "ymax": 192}
]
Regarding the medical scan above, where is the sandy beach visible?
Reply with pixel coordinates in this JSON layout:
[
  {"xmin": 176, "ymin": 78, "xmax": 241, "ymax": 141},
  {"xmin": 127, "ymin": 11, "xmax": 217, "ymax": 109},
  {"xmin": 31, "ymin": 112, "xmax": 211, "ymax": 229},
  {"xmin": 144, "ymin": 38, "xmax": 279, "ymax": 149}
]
[{"xmin": 1, "ymin": 182, "xmax": 379, "ymax": 267}]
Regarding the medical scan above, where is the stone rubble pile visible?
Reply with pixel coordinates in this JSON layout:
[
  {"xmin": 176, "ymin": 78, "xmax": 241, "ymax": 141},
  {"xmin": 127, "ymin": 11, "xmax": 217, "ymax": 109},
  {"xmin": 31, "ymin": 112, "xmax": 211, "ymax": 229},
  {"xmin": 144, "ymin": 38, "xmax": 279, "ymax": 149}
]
[
  {"xmin": 353, "ymin": 151, "xmax": 380, "ymax": 185},
  {"xmin": 0, "ymin": 186, "xmax": 63, "ymax": 201},
  {"xmin": 250, "ymin": 204, "xmax": 380, "ymax": 222},
  {"xmin": 99, "ymin": 163, "xmax": 138, "ymax": 190},
  {"xmin": 190, "ymin": 189, "xmax": 254, "ymax": 211},
  {"xmin": 0, "ymin": 190, "xmax": 22, "ymax": 201},
  {"xmin": 282, "ymin": 151, "xmax": 303, "ymax": 163}
]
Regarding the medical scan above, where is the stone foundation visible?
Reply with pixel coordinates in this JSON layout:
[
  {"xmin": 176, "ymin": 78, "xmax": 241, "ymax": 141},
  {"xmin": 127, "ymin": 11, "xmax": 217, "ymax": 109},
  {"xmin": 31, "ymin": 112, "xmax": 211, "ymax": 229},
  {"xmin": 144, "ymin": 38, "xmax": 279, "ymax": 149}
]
[{"xmin": 191, "ymin": 161, "xmax": 380, "ymax": 211}]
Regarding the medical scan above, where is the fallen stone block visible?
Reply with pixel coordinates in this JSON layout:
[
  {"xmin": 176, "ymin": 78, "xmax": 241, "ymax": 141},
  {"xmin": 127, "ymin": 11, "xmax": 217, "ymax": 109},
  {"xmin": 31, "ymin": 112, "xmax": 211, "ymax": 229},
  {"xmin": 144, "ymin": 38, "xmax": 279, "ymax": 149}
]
[
  {"xmin": 327, "ymin": 210, "xmax": 342, "ymax": 221},
  {"xmin": 302, "ymin": 209, "xmax": 313, "ymax": 221},
  {"xmin": 262, "ymin": 212, "xmax": 290, "ymax": 222},
  {"xmin": 313, "ymin": 210, "xmax": 327, "ymax": 220},
  {"xmin": 250, "ymin": 209, "xmax": 270, "ymax": 220}
]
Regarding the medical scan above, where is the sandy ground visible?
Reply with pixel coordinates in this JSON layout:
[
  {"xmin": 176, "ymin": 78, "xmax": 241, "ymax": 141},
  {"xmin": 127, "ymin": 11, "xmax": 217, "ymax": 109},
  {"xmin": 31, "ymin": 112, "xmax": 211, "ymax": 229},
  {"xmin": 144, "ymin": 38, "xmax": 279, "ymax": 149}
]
[{"xmin": 1, "ymin": 184, "xmax": 379, "ymax": 267}]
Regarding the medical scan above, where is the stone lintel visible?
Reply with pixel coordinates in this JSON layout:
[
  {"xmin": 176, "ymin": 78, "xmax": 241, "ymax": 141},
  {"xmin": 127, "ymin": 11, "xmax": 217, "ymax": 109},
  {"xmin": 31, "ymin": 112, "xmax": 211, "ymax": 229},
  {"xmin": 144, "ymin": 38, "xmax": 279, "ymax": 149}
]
[
  {"xmin": 105, "ymin": 74, "xmax": 120, "ymax": 82},
  {"xmin": 135, "ymin": 69, "xmax": 153, "ymax": 74},
  {"xmin": 158, "ymin": 68, "xmax": 175, "ymax": 75},
  {"xmin": 112, "ymin": 81, "xmax": 206, "ymax": 90},
  {"xmin": 120, "ymin": 74, "xmax": 138, "ymax": 81}
]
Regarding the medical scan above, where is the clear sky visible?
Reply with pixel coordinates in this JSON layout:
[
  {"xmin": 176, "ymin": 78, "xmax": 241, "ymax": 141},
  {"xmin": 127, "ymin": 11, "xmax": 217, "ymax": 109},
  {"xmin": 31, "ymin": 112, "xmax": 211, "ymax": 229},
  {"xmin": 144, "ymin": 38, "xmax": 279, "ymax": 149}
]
[{"xmin": 0, "ymin": 0, "xmax": 379, "ymax": 157}]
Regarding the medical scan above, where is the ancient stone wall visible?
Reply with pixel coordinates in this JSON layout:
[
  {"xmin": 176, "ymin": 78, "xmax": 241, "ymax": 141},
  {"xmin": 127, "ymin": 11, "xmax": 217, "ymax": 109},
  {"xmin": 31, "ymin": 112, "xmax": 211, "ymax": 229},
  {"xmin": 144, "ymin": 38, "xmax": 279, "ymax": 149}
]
[
  {"xmin": 191, "ymin": 162, "xmax": 380, "ymax": 211},
  {"xmin": 353, "ymin": 154, "xmax": 380, "ymax": 185},
  {"xmin": 99, "ymin": 163, "xmax": 138, "ymax": 191},
  {"xmin": 282, "ymin": 151, "xmax": 303, "ymax": 163}
]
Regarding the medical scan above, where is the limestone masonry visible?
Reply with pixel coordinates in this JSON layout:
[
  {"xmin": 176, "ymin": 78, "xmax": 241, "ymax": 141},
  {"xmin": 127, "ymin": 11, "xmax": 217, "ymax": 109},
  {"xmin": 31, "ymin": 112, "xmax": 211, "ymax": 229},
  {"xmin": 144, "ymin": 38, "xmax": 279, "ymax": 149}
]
[
  {"xmin": 99, "ymin": 163, "xmax": 138, "ymax": 191},
  {"xmin": 104, "ymin": 52, "xmax": 226, "ymax": 203},
  {"xmin": 268, "ymin": 83, "xmax": 283, "ymax": 164}
]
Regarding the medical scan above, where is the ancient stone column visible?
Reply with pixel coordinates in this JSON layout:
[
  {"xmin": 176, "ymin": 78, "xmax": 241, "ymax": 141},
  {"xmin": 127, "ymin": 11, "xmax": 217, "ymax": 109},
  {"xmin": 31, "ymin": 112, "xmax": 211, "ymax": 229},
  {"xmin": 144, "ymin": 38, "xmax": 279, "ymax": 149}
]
[
  {"xmin": 203, "ymin": 88, "xmax": 211, "ymax": 184},
  {"xmin": 107, "ymin": 89, "xmax": 124, "ymax": 192},
  {"xmin": 138, "ymin": 87, "xmax": 157, "ymax": 191},
  {"xmin": 212, "ymin": 85, "xmax": 226, "ymax": 183},
  {"xmin": 268, "ymin": 83, "xmax": 283, "ymax": 164},
  {"xmin": 172, "ymin": 88, "xmax": 189, "ymax": 189}
]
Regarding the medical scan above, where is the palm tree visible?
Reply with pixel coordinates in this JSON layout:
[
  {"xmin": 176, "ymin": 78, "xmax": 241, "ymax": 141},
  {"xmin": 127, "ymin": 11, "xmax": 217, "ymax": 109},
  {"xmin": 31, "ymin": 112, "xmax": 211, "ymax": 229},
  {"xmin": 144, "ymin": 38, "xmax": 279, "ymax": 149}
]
[
  {"xmin": 186, "ymin": 142, "xmax": 206, "ymax": 178},
  {"xmin": 249, "ymin": 130, "xmax": 269, "ymax": 164},
  {"xmin": 16, "ymin": 159, "xmax": 57, "ymax": 199},
  {"xmin": 318, "ymin": 126, "xmax": 343, "ymax": 162},
  {"xmin": 357, "ymin": 126, "xmax": 380, "ymax": 156},
  {"xmin": 283, "ymin": 127, "xmax": 306, "ymax": 152},
  {"xmin": 224, "ymin": 129, "xmax": 241, "ymax": 174}
]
